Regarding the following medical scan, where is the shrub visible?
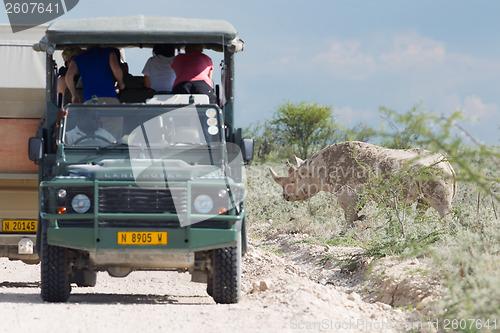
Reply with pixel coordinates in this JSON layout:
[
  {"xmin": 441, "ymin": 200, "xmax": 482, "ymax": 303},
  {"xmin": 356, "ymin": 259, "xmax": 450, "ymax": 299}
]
[{"xmin": 244, "ymin": 103, "xmax": 500, "ymax": 328}]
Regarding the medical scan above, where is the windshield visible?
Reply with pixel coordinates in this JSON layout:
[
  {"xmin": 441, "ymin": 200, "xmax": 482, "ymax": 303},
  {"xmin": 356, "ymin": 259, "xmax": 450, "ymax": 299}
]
[{"xmin": 62, "ymin": 104, "xmax": 223, "ymax": 148}]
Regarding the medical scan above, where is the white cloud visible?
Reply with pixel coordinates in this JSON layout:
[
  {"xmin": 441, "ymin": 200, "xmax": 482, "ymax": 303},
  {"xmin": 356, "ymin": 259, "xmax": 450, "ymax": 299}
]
[
  {"xmin": 291, "ymin": 31, "xmax": 500, "ymax": 144},
  {"xmin": 379, "ymin": 33, "xmax": 446, "ymax": 71},
  {"xmin": 313, "ymin": 31, "xmax": 446, "ymax": 79},
  {"xmin": 441, "ymin": 94, "xmax": 499, "ymax": 120},
  {"xmin": 334, "ymin": 105, "xmax": 356, "ymax": 123},
  {"xmin": 334, "ymin": 105, "xmax": 376, "ymax": 126},
  {"xmin": 312, "ymin": 41, "xmax": 376, "ymax": 80},
  {"xmin": 426, "ymin": 94, "xmax": 499, "ymax": 144},
  {"xmin": 462, "ymin": 95, "xmax": 499, "ymax": 121}
]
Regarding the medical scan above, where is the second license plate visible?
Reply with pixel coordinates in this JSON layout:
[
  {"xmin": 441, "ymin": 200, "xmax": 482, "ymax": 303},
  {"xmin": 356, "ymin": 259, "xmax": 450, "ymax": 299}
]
[{"xmin": 2, "ymin": 220, "xmax": 37, "ymax": 233}]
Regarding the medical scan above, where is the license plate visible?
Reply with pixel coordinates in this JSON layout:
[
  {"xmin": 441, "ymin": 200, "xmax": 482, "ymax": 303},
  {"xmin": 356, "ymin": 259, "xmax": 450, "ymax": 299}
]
[
  {"xmin": 117, "ymin": 231, "xmax": 168, "ymax": 245},
  {"xmin": 2, "ymin": 220, "xmax": 37, "ymax": 233}
]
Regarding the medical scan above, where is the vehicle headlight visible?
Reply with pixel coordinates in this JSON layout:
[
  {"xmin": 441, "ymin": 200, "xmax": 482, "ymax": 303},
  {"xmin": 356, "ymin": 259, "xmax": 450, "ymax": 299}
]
[
  {"xmin": 193, "ymin": 194, "xmax": 214, "ymax": 214},
  {"xmin": 71, "ymin": 194, "xmax": 91, "ymax": 214}
]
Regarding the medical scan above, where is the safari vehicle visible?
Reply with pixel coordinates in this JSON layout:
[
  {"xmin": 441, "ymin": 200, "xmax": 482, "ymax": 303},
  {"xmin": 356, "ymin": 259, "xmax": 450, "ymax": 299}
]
[{"xmin": 29, "ymin": 16, "xmax": 253, "ymax": 303}]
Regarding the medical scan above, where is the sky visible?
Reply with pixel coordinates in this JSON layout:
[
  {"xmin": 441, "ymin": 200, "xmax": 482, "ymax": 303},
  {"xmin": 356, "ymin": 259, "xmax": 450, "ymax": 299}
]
[{"xmin": 1, "ymin": 0, "xmax": 499, "ymax": 144}]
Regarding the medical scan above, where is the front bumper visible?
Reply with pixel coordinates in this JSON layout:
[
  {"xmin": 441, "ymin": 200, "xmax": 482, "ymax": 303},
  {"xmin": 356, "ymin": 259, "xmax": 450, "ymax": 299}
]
[{"xmin": 45, "ymin": 224, "xmax": 239, "ymax": 252}]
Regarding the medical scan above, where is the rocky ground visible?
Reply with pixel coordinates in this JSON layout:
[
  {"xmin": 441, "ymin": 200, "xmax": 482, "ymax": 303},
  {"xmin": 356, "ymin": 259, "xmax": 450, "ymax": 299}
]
[{"xmin": 0, "ymin": 231, "xmax": 442, "ymax": 333}]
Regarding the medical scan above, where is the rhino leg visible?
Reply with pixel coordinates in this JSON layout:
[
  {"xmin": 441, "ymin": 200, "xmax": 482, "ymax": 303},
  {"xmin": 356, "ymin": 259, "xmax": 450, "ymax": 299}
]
[
  {"xmin": 416, "ymin": 197, "xmax": 430, "ymax": 217},
  {"xmin": 337, "ymin": 191, "xmax": 363, "ymax": 229},
  {"xmin": 420, "ymin": 180, "xmax": 454, "ymax": 219}
]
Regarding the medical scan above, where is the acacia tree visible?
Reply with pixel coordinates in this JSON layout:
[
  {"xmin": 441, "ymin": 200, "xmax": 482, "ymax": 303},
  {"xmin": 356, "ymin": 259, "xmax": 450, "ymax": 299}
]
[{"xmin": 271, "ymin": 101, "xmax": 337, "ymax": 159}]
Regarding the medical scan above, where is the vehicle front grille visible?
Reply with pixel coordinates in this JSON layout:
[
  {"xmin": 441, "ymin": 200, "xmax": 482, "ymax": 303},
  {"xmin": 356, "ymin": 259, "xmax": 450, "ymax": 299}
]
[
  {"xmin": 192, "ymin": 220, "xmax": 230, "ymax": 229},
  {"xmin": 98, "ymin": 186, "xmax": 187, "ymax": 214},
  {"xmin": 98, "ymin": 220, "xmax": 181, "ymax": 228},
  {"xmin": 57, "ymin": 220, "xmax": 93, "ymax": 228}
]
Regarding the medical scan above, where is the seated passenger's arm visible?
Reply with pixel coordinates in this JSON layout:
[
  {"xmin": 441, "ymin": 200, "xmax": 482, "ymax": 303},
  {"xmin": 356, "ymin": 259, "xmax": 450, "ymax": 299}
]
[
  {"xmin": 109, "ymin": 52, "xmax": 125, "ymax": 91},
  {"xmin": 57, "ymin": 76, "xmax": 67, "ymax": 95},
  {"xmin": 144, "ymin": 75, "xmax": 151, "ymax": 89},
  {"xmin": 65, "ymin": 62, "xmax": 82, "ymax": 103}
]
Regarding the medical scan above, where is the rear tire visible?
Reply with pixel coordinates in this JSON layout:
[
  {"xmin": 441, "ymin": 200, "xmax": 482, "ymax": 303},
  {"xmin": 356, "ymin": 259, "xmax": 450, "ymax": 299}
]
[
  {"xmin": 40, "ymin": 224, "xmax": 71, "ymax": 302},
  {"xmin": 210, "ymin": 233, "xmax": 241, "ymax": 304}
]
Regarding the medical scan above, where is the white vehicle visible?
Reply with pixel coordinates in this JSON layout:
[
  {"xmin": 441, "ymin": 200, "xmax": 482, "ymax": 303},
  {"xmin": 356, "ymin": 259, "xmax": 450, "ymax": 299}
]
[{"xmin": 0, "ymin": 25, "xmax": 60, "ymax": 264}]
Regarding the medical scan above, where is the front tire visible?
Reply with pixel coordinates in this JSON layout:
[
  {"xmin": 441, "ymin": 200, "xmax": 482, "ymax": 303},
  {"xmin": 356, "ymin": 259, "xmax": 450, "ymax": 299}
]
[
  {"xmin": 210, "ymin": 234, "xmax": 241, "ymax": 304},
  {"xmin": 206, "ymin": 274, "xmax": 213, "ymax": 297},
  {"xmin": 40, "ymin": 224, "xmax": 71, "ymax": 302}
]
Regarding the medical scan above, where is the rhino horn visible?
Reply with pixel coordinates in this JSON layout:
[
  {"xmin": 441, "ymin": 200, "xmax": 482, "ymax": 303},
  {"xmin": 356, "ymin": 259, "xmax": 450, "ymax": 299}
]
[
  {"xmin": 269, "ymin": 167, "xmax": 286, "ymax": 187},
  {"xmin": 293, "ymin": 154, "xmax": 305, "ymax": 167},
  {"xmin": 286, "ymin": 160, "xmax": 297, "ymax": 176}
]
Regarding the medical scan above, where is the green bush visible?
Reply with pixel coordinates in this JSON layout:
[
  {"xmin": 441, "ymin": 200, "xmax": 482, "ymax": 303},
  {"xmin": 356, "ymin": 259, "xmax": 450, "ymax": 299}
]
[
  {"xmin": 244, "ymin": 100, "xmax": 376, "ymax": 163},
  {"xmin": 244, "ymin": 103, "xmax": 500, "ymax": 329}
]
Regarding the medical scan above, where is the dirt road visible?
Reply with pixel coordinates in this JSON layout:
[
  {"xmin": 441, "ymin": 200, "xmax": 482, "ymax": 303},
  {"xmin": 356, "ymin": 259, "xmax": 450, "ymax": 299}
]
[{"xmin": 0, "ymin": 240, "xmax": 409, "ymax": 333}]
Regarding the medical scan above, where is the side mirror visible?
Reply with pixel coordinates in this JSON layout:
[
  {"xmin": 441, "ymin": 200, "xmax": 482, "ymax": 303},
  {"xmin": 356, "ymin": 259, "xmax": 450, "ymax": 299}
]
[
  {"xmin": 28, "ymin": 137, "xmax": 44, "ymax": 162},
  {"xmin": 240, "ymin": 138, "xmax": 254, "ymax": 164}
]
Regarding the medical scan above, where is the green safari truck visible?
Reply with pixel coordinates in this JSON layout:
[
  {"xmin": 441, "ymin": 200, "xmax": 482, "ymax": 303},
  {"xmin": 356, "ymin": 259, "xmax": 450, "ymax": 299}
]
[{"xmin": 29, "ymin": 16, "xmax": 253, "ymax": 303}]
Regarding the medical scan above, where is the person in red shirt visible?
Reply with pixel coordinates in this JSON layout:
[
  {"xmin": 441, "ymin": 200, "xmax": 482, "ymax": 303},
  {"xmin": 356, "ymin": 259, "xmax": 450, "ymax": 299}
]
[{"xmin": 171, "ymin": 44, "xmax": 217, "ymax": 104}]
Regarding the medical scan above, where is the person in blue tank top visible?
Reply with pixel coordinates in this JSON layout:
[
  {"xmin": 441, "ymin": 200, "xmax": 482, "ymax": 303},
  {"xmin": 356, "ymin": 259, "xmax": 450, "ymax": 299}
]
[{"xmin": 66, "ymin": 46, "xmax": 125, "ymax": 104}]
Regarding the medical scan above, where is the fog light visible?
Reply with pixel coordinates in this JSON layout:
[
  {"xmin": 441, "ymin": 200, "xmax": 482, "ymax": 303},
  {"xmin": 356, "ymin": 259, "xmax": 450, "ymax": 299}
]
[
  {"xmin": 71, "ymin": 194, "xmax": 91, "ymax": 214},
  {"xmin": 57, "ymin": 189, "xmax": 67, "ymax": 199}
]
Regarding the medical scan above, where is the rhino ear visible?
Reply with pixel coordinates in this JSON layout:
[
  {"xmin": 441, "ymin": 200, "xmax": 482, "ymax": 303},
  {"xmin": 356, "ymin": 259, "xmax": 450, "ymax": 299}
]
[
  {"xmin": 269, "ymin": 167, "xmax": 285, "ymax": 187},
  {"xmin": 286, "ymin": 160, "xmax": 297, "ymax": 176},
  {"xmin": 293, "ymin": 154, "xmax": 305, "ymax": 167}
]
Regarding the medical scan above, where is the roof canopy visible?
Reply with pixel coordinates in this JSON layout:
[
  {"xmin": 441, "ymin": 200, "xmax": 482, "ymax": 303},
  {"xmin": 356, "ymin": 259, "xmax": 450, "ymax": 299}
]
[
  {"xmin": 0, "ymin": 24, "xmax": 47, "ymax": 46},
  {"xmin": 0, "ymin": 24, "xmax": 58, "ymax": 118},
  {"xmin": 34, "ymin": 15, "xmax": 243, "ymax": 53}
]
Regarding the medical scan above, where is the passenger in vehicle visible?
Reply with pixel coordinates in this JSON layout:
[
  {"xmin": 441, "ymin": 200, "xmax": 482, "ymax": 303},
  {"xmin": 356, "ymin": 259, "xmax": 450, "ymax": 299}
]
[
  {"xmin": 142, "ymin": 44, "xmax": 176, "ymax": 93},
  {"xmin": 65, "ymin": 109, "xmax": 115, "ymax": 145},
  {"xmin": 118, "ymin": 58, "xmax": 157, "ymax": 103},
  {"xmin": 171, "ymin": 44, "xmax": 217, "ymax": 104},
  {"xmin": 57, "ymin": 46, "xmax": 82, "ymax": 106},
  {"xmin": 65, "ymin": 45, "xmax": 125, "ymax": 104},
  {"xmin": 121, "ymin": 61, "xmax": 144, "ymax": 89}
]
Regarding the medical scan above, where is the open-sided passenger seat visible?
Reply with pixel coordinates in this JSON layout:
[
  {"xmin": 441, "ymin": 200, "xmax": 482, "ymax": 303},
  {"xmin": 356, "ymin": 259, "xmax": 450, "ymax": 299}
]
[
  {"xmin": 118, "ymin": 88, "xmax": 156, "ymax": 103},
  {"xmin": 146, "ymin": 94, "xmax": 210, "ymax": 105}
]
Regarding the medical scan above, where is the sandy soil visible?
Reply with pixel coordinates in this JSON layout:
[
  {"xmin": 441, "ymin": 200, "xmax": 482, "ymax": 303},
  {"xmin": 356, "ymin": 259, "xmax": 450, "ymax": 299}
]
[{"xmin": 0, "ymin": 231, "xmax": 438, "ymax": 333}]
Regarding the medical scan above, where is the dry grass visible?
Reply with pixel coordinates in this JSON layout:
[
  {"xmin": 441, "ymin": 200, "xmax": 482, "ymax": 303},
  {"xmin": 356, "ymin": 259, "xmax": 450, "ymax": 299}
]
[
  {"xmin": 245, "ymin": 164, "xmax": 344, "ymax": 238},
  {"xmin": 245, "ymin": 152, "xmax": 500, "ymax": 330}
]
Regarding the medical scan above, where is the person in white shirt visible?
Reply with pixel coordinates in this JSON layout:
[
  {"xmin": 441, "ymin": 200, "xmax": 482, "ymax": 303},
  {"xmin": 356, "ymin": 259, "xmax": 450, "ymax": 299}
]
[
  {"xmin": 142, "ymin": 44, "xmax": 176, "ymax": 93},
  {"xmin": 65, "ymin": 110, "xmax": 115, "ymax": 145}
]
